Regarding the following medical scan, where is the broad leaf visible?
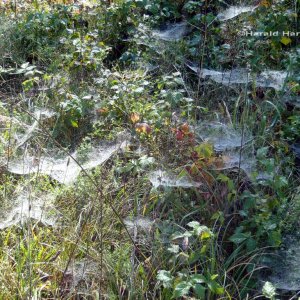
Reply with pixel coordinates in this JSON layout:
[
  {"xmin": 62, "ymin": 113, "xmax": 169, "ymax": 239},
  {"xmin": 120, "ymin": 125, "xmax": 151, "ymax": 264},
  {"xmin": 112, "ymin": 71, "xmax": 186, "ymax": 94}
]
[
  {"xmin": 207, "ymin": 280, "xmax": 224, "ymax": 295},
  {"xmin": 229, "ymin": 232, "xmax": 250, "ymax": 244},
  {"xmin": 157, "ymin": 270, "xmax": 173, "ymax": 288},
  {"xmin": 194, "ymin": 284, "xmax": 206, "ymax": 299},
  {"xmin": 173, "ymin": 281, "xmax": 192, "ymax": 298}
]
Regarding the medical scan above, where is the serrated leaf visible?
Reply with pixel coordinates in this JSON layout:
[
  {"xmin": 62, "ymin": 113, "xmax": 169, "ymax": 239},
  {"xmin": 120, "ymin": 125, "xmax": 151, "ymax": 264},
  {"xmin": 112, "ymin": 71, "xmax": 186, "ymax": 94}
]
[
  {"xmin": 138, "ymin": 155, "xmax": 155, "ymax": 167},
  {"xmin": 262, "ymin": 281, "xmax": 276, "ymax": 299},
  {"xmin": 194, "ymin": 143, "xmax": 213, "ymax": 159}
]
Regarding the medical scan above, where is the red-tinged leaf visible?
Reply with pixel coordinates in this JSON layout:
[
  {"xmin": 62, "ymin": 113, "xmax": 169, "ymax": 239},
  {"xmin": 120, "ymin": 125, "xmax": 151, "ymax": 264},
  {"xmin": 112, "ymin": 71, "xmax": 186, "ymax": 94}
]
[
  {"xmin": 135, "ymin": 122, "xmax": 152, "ymax": 134},
  {"xmin": 96, "ymin": 108, "xmax": 108, "ymax": 115},
  {"xmin": 176, "ymin": 129, "xmax": 184, "ymax": 141},
  {"xmin": 180, "ymin": 123, "xmax": 190, "ymax": 134}
]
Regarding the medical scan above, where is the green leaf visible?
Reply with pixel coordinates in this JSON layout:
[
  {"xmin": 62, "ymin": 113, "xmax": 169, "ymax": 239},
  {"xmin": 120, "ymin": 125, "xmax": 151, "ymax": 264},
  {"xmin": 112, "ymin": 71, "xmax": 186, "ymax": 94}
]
[
  {"xmin": 211, "ymin": 274, "xmax": 218, "ymax": 280},
  {"xmin": 262, "ymin": 281, "xmax": 276, "ymax": 299},
  {"xmin": 246, "ymin": 238, "xmax": 257, "ymax": 252},
  {"xmin": 70, "ymin": 120, "xmax": 79, "ymax": 128},
  {"xmin": 138, "ymin": 155, "xmax": 155, "ymax": 167},
  {"xmin": 194, "ymin": 143, "xmax": 213, "ymax": 158},
  {"xmin": 21, "ymin": 62, "xmax": 30, "ymax": 69},
  {"xmin": 190, "ymin": 274, "xmax": 206, "ymax": 284},
  {"xmin": 134, "ymin": 87, "xmax": 144, "ymax": 93},
  {"xmin": 275, "ymin": 176, "xmax": 288, "ymax": 188},
  {"xmin": 256, "ymin": 147, "xmax": 268, "ymax": 159},
  {"xmin": 187, "ymin": 222, "xmax": 212, "ymax": 239},
  {"xmin": 187, "ymin": 221, "xmax": 200, "ymax": 229},
  {"xmin": 167, "ymin": 244, "xmax": 179, "ymax": 254},
  {"xmin": 200, "ymin": 245, "xmax": 207, "ymax": 254},
  {"xmin": 229, "ymin": 232, "xmax": 250, "ymax": 244},
  {"xmin": 194, "ymin": 283, "xmax": 206, "ymax": 299},
  {"xmin": 22, "ymin": 79, "xmax": 34, "ymax": 91},
  {"xmin": 217, "ymin": 173, "xmax": 229, "ymax": 182},
  {"xmin": 188, "ymin": 250, "xmax": 202, "ymax": 264},
  {"xmin": 170, "ymin": 232, "xmax": 184, "ymax": 240},
  {"xmin": 157, "ymin": 270, "xmax": 174, "ymax": 288},
  {"xmin": 268, "ymin": 230, "xmax": 281, "ymax": 247},
  {"xmin": 207, "ymin": 280, "xmax": 224, "ymax": 295},
  {"xmin": 173, "ymin": 281, "xmax": 192, "ymax": 298}
]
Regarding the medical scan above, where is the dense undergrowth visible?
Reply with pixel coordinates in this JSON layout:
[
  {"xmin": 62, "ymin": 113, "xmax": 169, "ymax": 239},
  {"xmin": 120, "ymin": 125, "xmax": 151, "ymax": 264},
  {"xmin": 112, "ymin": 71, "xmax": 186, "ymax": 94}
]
[{"xmin": 0, "ymin": 0, "xmax": 299, "ymax": 299}]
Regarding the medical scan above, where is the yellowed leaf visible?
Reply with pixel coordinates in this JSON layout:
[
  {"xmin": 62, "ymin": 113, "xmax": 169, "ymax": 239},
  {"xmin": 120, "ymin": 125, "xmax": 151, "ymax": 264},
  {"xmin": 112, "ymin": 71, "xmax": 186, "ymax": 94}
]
[
  {"xmin": 281, "ymin": 36, "xmax": 292, "ymax": 45},
  {"xmin": 259, "ymin": 0, "xmax": 272, "ymax": 7},
  {"xmin": 130, "ymin": 113, "xmax": 140, "ymax": 123}
]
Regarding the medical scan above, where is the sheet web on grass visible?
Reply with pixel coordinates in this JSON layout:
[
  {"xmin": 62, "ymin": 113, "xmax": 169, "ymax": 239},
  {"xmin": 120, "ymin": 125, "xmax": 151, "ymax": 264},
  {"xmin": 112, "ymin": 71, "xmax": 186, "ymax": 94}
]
[
  {"xmin": 196, "ymin": 122, "xmax": 256, "ymax": 176},
  {"xmin": 149, "ymin": 170, "xmax": 202, "ymax": 188},
  {"xmin": 0, "ymin": 107, "xmax": 128, "ymax": 229},
  {"xmin": 148, "ymin": 123, "xmax": 256, "ymax": 189},
  {"xmin": 152, "ymin": 22, "xmax": 189, "ymax": 42},
  {"xmin": 124, "ymin": 216, "xmax": 154, "ymax": 244},
  {"xmin": 6, "ymin": 141, "xmax": 124, "ymax": 185},
  {"xmin": 15, "ymin": 108, "xmax": 56, "ymax": 150},
  {"xmin": 217, "ymin": 6, "xmax": 257, "ymax": 21},
  {"xmin": 187, "ymin": 66, "xmax": 288, "ymax": 91},
  {"xmin": 1, "ymin": 108, "xmax": 128, "ymax": 184},
  {"xmin": 0, "ymin": 189, "xmax": 59, "ymax": 229},
  {"xmin": 264, "ymin": 235, "xmax": 300, "ymax": 292},
  {"xmin": 0, "ymin": 107, "xmax": 56, "ymax": 151}
]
